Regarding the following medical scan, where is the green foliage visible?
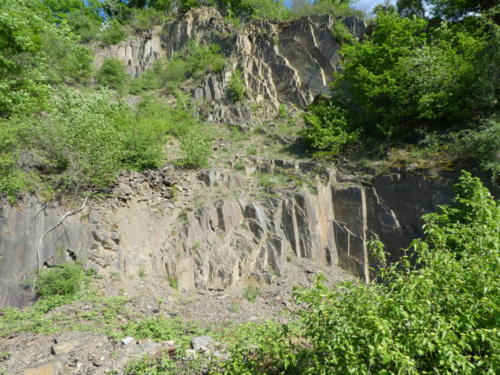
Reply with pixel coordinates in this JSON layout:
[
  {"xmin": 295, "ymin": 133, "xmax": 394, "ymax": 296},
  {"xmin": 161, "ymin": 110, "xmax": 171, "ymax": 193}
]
[
  {"xmin": 124, "ymin": 349, "xmax": 211, "ymax": 375},
  {"xmin": 183, "ymin": 40, "xmax": 226, "ymax": 80},
  {"xmin": 221, "ymin": 171, "xmax": 500, "ymax": 374},
  {"xmin": 96, "ymin": 58, "xmax": 128, "ymax": 90},
  {"xmin": 460, "ymin": 116, "xmax": 500, "ymax": 181},
  {"xmin": 332, "ymin": 21, "xmax": 354, "ymax": 43},
  {"xmin": 0, "ymin": 120, "xmax": 31, "ymax": 201},
  {"xmin": 426, "ymin": 0, "xmax": 498, "ymax": 20},
  {"xmin": 301, "ymin": 97, "xmax": 359, "ymax": 158},
  {"xmin": 291, "ymin": 0, "xmax": 361, "ymax": 19},
  {"xmin": 278, "ymin": 104, "xmax": 288, "ymax": 118},
  {"xmin": 227, "ymin": 69, "xmax": 247, "ymax": 102},
  {"xmin": 100, "ymin": 20, "xmax": 127, "ymax": 45},
  {"xmin": 126, "ymin": 6, "xmax": 171, "ymax": 32},
  {"xmin": 303, "ymin": 8, "xmax": 498, "ymax": 161},
  {"xmin": 129, "ymin": 41, "xmax": 225, "ymax": 94},
  {"xmin": 0, "ymin": 0, "xmax": 93, "ymax": 117},
  {"xmin": 175, "ymin": 127, "xmax": 213, "ymax": 169},
  {"xmin": 396, "ymin": 0, "xmax": 426, "ymax": 18},
  {"xmin": 242, "ymin": 283, "xmax": 260, "ymax": 302},
  {"xmin": 41, "ymin": 0, "xmax": 103, "ymax": 42},
  {"xmin": 27, "ymin": 89, "xmax": 126, "ymax": 193},
  {"xmin": 124, "ymin": 316, "xmax": 198, "ymax": 343},
  {"xmin": 167, "ymin": 275, "xmax": 179, "ymax": 289},
  {"xmin": 239, "ymin": 0, "xmax": 291, "ymax": 21},
  {"xmin": 338, "ymin": 11, "xmax": 495, "ymax": 139},
  {"xmin": 36, "ymin": 263, "xmax": 85, "ymax": 299}
]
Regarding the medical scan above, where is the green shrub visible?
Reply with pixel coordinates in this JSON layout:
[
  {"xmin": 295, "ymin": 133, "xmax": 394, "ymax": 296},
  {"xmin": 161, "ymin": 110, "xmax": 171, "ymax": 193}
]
[
  {"xmin": 41, "ymin": 28, "xmax": 94, "ymax": 85},
  {"xmin": 221, "ymin": 171, "xmax": 500, "ymax": 375},
  {"xmin": 183, "ymin": 40, "xmax": 226, "ymax": 80},
  {"xmin": 28, "ymin": 89, "xmax": 125, "ymax": 192},
  {"xmin": 0, "ymin": 0, "xmax": 93, "ymax": 117},
  {"xmin": 36, "ymin": 263, "xmax": 85, "ymax": 299},
  {"xmin": 337, "ymin": 11, "xmax": 494, "ymax": 139},
  {"xmin": 96, "ymin": 58, "xmax": 128, "ymax": 90},
  {"xmin": 332, "ymin": 21, "xmax": 355, "ymax": 43},
  {"xmin": 290, "ymin": 0, "xmax": 362, "ymax": 19},
  {"xmin": 129, "ymin": 41, "xmax": 225, "ymax": 93},
  {"xmin": 0, "ymin": 120, "xmax": 30, "ymax": 201},
  {"xmin": 460, "ymin": 117, "xmax": 500, "ymax": 181},
  {"xmin": 127, "ymin": 7, "xmax": 170, "ymax": 32},
  {"xmin": 278, "ymin": 103, "xmax": 288, "ymax": 118},
  {"xmin": 243, "ymin": 283, "xmax": 260, "ymax": 302},
  {"xmin": 240, "ymin": 0, "xmax": 291, "ymax": 20},
  {"xmin": 227, "ymin": 69, "xmax": 247, "ymax": 102},
  {"xmin": 124, "ymin": 317, "xmax": 199, "ymax": 344},
  {"xmin": 301, "ymin": 97, "xmax": 359, "ymax": 158},
  {"xmin": 100, "ymin": 20, "xmax": 126, "ymax": 46},
  {"xmin": 175, "ymin": 127, "xmax": 213, "ymax": 169}
]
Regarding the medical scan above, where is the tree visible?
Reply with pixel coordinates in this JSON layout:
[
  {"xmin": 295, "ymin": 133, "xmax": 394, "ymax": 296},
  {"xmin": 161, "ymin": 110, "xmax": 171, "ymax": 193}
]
[
  {"xmin": 397, "ymin": 0, "xmax": 426, "ymax": 18},
  {"xmin": 427, "ymin": 0, "xmax": 498, "ymax": 20}
]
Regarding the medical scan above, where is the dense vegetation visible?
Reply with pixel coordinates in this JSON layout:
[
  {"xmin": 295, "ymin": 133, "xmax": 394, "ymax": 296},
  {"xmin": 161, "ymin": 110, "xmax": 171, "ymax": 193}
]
[
  {"xmin": 221, "ymin": 171, "xmax": 500, "ymax": 374},
  {"xmin": 302, "ymin": 0, "xmax": 499, "ymax": 180},
  {"xmin": 0, "ymin": 0, "xmax": 223, "ymax": 201}
]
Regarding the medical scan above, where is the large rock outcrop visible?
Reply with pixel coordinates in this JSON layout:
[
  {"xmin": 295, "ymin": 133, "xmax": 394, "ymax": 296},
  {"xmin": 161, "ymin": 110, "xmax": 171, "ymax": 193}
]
[
  {"xmin": 0, "ymin": 163, "xmax": 457, "ymax": 308},
  {"xmin": 98, "ymin": 7, "xmax": 365, "ymax": 121},
  {"xmin": 76, "ymin": 164, "xmax": 455, "ymax": 292},
  {"xmin": 0, "ymin": 197, "xmax": 91, "ymax": 308}
]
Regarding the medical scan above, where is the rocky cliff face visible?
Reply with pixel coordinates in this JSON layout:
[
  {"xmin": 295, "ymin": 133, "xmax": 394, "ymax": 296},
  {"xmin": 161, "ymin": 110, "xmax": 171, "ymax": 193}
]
[
  {"xmin": 0, "ymin": 198, "xmax": 91, "ymax": 307},
  {"xmin": 97, "ymin": 7, "xmax": 365, "ymax": 123},
  {"xmin": 0, "ymin": 160, "xmax": 455, "ymax": 308}
]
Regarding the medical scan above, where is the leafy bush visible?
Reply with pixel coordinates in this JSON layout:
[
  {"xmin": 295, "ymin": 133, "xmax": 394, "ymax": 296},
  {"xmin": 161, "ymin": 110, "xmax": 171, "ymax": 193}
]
[
  {"xmin": 34, "ymin": 263, "xmax": 86, "ymax": 312},
  {"xmin": 28, "ymin": 89, "xmax": 126, "ymax": 192},
  {"xmin": 183, "ymin": 40, "xmax": 226, "ymax": 80},
  {"xmin": 127, "ymin": 6, "xmax": 171, "ymax": 32},
  {"xmin": 291, "ymin": 0, "xmax": 362, "ymax": 19},
  {"xmin": 0, "ymin": 0, "xmax": 95, "ymax": 117},
  {"xmin": 36, "ymin": 263, "xmax": 84, "ymax": 299},
  {"xmin": 460, "ymin": 117, "xmax": 500, "ymax": 181},
  {"xmin": 0, "ymin": 120, "xmax": 31, "ymax": 201},
  {"xmin": 221, "ymin": 171, "xmax": 500, "ymax": 374},
  {"xmin": 129, "ymin": 41, "xmax": 225, "ymax": 93},
  {"xmin": 175, "ymin": 127, "xmax": 213, "ymax": 169},
  {"xmin": 96, "ymin": 58, "xmax": 129, "ymax": 90},
  {"xmin": 239, "ymin": 0, "xmax": 291, "ymax": 21},
  {"xmin": 227, "ymin": 69, "xmax": 247, "ymax": 102},
  {"xmin": 332, "ymin": 21, "xmax": 354, "ymax": 43},
  {"xmin": 301, "ymin": 97, "xmax": 359, "ymax": 158},
  {"xmin": 337, "ymin": 11, "xmax": 494, "ymax": 139},
  {"xmin": 42, "ymin": 30, "xmax": 94, "ymax": 85},
  {"xmin": 100, "ymin": 20, "xmax": 126, "ymax": 46},
  {"xmin": 124, "ymin": 317, "xmax": 196, "ymax": 343}
]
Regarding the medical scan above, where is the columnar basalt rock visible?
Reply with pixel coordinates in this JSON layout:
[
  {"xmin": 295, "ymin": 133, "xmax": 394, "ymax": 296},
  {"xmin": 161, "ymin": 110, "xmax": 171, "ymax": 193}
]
[
  {"xmin": 98, "ymin": 7, "xmax": 366, "ymax": 120},
  {"xmin": 0, "ymin": 166, "xmax": 457, "ymax": 308}
]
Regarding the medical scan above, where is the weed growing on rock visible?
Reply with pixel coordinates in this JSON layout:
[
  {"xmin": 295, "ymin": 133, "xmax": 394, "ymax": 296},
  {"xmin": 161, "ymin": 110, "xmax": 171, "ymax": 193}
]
[
  {"xmin": 167, "ymin": 276, "xmax": 179, "ymax": 290},
  {"xmin": 227, "ymin": 70, "xmax": 247, "ymax": 102},
  {"xmin": 243, "ymin": 281, "xmax": 260, "ymax": 302}
]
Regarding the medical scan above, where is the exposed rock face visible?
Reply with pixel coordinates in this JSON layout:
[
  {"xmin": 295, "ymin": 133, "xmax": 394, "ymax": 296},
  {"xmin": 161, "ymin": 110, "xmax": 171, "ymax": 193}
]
[
  {"xmin": 95, "ymin": 27, "xmax": 165, "ymax": 77},
  {"xmin": 0, "ymin": 162, "xmax": 457, "ymax": 308},
  {"xmin": 0, "ymin": 197, "xmax": 91, "ymax": 308},
  {"xmin": 98, "ymin": 7, "xmax": 365, "ymax": 121}
]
